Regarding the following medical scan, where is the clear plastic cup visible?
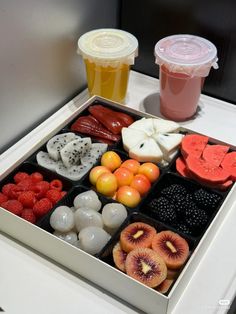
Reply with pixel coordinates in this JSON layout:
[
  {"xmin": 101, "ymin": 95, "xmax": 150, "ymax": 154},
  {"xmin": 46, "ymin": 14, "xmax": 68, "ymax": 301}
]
[
  {"xmin": 77, "ymin": 28, "xmax": 138, "ymax": 103},
  {"xmin": 154, "ymin": 35, "xmax": 218, "ymax": 121}
]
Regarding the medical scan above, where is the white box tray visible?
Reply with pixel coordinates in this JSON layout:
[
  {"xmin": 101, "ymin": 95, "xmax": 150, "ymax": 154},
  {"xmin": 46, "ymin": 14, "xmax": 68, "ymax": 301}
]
[{"xmin": 0, "ymin": 95, "xmax": 235, "ymax": 314}]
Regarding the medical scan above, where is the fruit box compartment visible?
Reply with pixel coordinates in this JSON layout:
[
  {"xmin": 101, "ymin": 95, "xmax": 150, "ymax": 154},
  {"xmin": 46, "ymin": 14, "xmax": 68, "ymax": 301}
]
[
  {"xmin": 98, "ymin": 212, "xmax": 196, "ymax": 295},
  {"xmin": 38, "ymin": 184, "xmax": 131, "ymax": 237},
  {"xmin": 0, "ymin": 161, "xmax": 73, "ymax": 225},
  {"xmin": 0, "ymin": 95, "xmax": 236, "ymax": 314},
  {"xmin": 140, "ymin": 172, "xmax": 224, "ymax": 240}
]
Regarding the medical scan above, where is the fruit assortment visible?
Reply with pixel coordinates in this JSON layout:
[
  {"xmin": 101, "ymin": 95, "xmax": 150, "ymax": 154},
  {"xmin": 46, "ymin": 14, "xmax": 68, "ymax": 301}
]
[
  {"xmin": 1, "ymin": 100, "xmax": 235, "ymax": 298},
  {"xmin": 122, "ymin": 117, "xmax": 183, "ymax": 164},
  {"xmin": 0, "ymin": 171, "xmax": 66, "ymax": 223},
  {"xmin": 111, "ymin": 221, "xmax": 189, "ymax": 293},
  {"xmin": 89, "ymin": 151, "xmax": 160, "ymax": 207},
  {"xmin": 49, "ymin": 190, "xmax": 127, "ymax": 255},
  {"xmin": 146, "ymin": 180, "xmax": 222, "ymax": 237},
  {"xmin": 36, "ymin": 132, "xmax": 108, "ymax": 181},
  {"xmin": 71, "ymin": 104, "xmax": 134, "ymax": 144},
  {"xmin": 176, "ymin": 134, "xmax": 236, "ymax": 190}
]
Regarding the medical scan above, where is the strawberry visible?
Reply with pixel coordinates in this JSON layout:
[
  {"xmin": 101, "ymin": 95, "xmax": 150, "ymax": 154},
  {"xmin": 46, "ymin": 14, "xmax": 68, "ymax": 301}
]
[
  {"xmin": 21, "ymin": 208, "xmax": 36, "ymax": 224},
  {"xmin": 46, "ymin": 189, "xmax": 62, "ymax": 205},
  {"xmin": 33, "ymin": 198, "xmax": 53, "ymax": 217},
  {"xmin": 1, "ymin": 200, "xmax": 23, "ymax": 216},
  {"xmin": 2, "ymin": 183, "xmax": 16, "ymax": 197},
  {"xmin": 0, "ymin": 192, "xmax": 8, "ymax": 205},
  {"xmin": 14, "ymin": 172, "xmax": 30, "ymax": 184},
  {"xmin": 50, "ymin": 179, "xmax": 63, "ymax": 191},
  {"xmin": 32, "ymin": 181, "xmax": 50, "ymax": 199},
  {"xmin": 30, "ymin": 172, "xmax": 44, "ymax": 183},
  {"xmin": 18, "ymin": 191, "xmax": 36, "ymax": 208}
]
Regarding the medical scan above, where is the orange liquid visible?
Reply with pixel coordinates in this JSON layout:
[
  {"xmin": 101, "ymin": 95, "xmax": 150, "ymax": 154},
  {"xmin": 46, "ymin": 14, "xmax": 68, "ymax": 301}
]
[
  {"xmin": 85, "ymin": 59, "xmax": 130, "ymax": 103},
  {"xmin": 160, "ymin": 65, "xmax": 203, "ymax": 121}
]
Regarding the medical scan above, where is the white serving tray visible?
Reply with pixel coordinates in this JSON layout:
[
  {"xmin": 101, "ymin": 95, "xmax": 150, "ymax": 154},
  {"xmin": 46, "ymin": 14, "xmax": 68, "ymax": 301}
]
[{"xmin": 0, "ymin": 95, "xmax": 236, "ymax": 314}]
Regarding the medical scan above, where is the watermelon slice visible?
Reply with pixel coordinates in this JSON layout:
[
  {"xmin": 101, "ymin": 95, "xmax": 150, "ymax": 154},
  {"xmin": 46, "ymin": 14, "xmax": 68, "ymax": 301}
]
[
  {"xmin": 202, "ymin": 144, "xmax": 230, "ymax": 166},
  {"xmin": 196, "ymin": 179, "xmax": 233, "ymax": 191},
  {"xmin": 176, "ymin": 157, "xmax": 189, "ymax": 177},
  {"xmin": 221, "ymin": 152, "xmax": 236, "ymax": 180},
  {"xmin": 181, "ymin": 134, "xmax": 209, "ymax": 158},
  {"xmin": 186, "ymin": 156, "xmax": 230, "ymax": 184}
]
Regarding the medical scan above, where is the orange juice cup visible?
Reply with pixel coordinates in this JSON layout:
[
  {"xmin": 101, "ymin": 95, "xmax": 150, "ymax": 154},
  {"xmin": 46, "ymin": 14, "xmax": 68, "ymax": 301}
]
[
  {"xmin": 154, "ymin": 35, "xmax": 218, "ymax": 121},
  {"xmin": 77, "ymin": 29, "xmax": 138, "ymax": 103}
]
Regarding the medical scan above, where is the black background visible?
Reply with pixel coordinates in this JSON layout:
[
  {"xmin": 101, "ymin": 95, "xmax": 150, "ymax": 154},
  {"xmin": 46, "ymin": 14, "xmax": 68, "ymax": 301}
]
[{"xmin": 120, "ymin": 0, "xmax": 236, "ymax": 105}]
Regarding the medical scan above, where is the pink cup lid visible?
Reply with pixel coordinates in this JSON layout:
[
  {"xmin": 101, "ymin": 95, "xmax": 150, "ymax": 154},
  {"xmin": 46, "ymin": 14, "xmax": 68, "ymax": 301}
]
[{"xmin": 154, "ymin": 34, "xmax": 218, "ymax": 76}]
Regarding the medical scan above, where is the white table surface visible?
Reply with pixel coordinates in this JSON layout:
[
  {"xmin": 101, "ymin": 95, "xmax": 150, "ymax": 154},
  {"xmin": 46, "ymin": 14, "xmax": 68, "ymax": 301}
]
[{"xmin": 1, "ymin": 71, "xmax": 236, "ymax": 314}]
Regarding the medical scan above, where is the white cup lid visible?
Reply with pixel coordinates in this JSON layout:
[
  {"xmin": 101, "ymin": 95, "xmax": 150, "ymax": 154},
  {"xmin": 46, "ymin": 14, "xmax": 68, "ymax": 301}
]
[
  {"xmin": 77, "ymin": 28, "xmax": 138, "ymax": 65},
  {"xmin": 154, "ymin": 34, "xmax": 218, "ymax": 76}
]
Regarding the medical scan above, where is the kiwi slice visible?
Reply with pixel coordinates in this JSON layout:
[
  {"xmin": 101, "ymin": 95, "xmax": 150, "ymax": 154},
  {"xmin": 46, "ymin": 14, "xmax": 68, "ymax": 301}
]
[
  {"xmin": 125, "ymin": 248, "xmax": 167, "ymax": 288},
  {"xmin": 112, "ymin": 242, "xmax": 127, "ymax": 272},
  {"xmin": 156, "ymin": 279, "xmax": 174, "ymax": 294},
  {"xmin": 152, "ymin": 231, "xmax": 189, "ymax": 270},
  {"xmin": 120, "ymin": 222, "xmax": 156, "ymax": 253},
  {"xmin": 167, "ymin": 268, "xmax": 179, "ymax": 280}
]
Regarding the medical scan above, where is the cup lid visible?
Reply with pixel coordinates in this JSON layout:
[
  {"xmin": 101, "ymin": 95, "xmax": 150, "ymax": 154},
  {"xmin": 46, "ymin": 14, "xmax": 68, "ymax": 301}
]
[
  {"xmin": 77, "ymin": 28, "xmax": 138, "ymax": 64},
  {"xmin": 154, "ymin": 34, "xmax": 218, "ymax": 76}
]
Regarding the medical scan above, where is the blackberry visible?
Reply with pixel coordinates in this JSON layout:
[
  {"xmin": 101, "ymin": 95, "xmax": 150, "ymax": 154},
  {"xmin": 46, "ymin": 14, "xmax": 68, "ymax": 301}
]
[
  {"xmin": 194, "ymin": 189, "xmax": 221, "ymax": 210},
  {"xmin": 151, "ymin": 204, "xmax": 177, "ymax": 224},
  {"xmin": 148, "ymin": 196, "xmax": 177, "ymax": 224},
  {"xmin": 173, "ymin": 194, "xmax": 198, "ymax": 217},
  {"xmin": 174, "ymin": 223, "xmax": 192, "ymax": 236},
  {"xmin": 161, "ymin": 184, "xmax": 187, "ymax": 199},
  {"xmin": 185, "ymin": 208, "xmax": 208, "ymax": 232},
  {"xmin": 148, "ymin": 196, "xmax": 169, "ymax": 211}
]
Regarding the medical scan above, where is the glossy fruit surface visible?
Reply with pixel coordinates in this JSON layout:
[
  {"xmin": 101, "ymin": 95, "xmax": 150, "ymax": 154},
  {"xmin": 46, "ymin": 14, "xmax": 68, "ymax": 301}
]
[
  {"xmin": 101, "ymin": 151, "xmax": 122, "ymax": 171},
  {"xmin": 89, "ymin": 166, "xmax": 110, "ymax": 186},
  {"xmin": 138, "ymin": 162, "xmax": 160, "ymax": 183},
  {"xmin": 120, "ymin": 159, "xmax": 140, "ymax": 174},
  {"xmin": 114, "ymin": 167, "xmax": 134, "ymax": 187},
  {"xmin": 116, "ymin": 186, "xmax": 141, "ymax": 208},
  {"xmin": 96, "ymin": 172, "xmax": 118, "ymax": 196},
  {"xmin": 130, "ymin": 174, "xmax": 151, "ymax": 196}
]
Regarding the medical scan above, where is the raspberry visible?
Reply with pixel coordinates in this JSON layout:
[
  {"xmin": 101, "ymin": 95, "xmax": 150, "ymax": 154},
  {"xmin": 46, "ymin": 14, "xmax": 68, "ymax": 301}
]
[
  {"xmin": 18, "ymin": 191, "xmax": 36, "ymax": 208},
  {"xmin": 1, "ymin": 200, "xmax": 23, "ymax": 216},
  {"xmin": 13, "ymin": 172, "xmax": 30, "ymax": 184},
  {"xmin": 21, "ymin": 208, "xmax": 36, "ymax": 224},
  {"xmin": 0, "ymin": 192, "xmax": 8, "ymax": 205},
  {"xmin": 17, "ymin": 178, "xmax": 33, "ymax": 191},
  {"xmin": 30, "ymin": 172, "xmax": 44, "ymax": 183},
  {"xmin": 33, "ymin": 198, "xmax": 53, "ymax": 217},
  {"xmin": 50, "ymin": 179, "xmax": 63, "ymax": 191},
  {"xmin": 46, "ymin": 189, "xmax": 62, "ymax": 205},
  {"xmin": 2, "ymin": 183, "xmax": 16, "ymax": 197},
  {"xmin": 9, "ymin": 185, "xmax": 23, "ymax": 199},
  {"xmin": 32, "ymin": 181, "xmax": 50, "ymax": 199}
]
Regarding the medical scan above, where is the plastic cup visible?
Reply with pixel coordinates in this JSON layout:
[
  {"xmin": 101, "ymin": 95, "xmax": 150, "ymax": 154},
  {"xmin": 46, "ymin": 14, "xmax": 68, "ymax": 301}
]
[
  {"xmin": 154, "ymin": 35, "xmax": 218, "ymax": 121},
  {"xmin": 77, "ymin": 29, "xmax": 138, "ymax": 103}
]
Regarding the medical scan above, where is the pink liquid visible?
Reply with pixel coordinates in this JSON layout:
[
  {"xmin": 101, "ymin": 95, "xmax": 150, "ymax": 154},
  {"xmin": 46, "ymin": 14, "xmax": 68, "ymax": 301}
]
[{"xmin": 160, "ymin": 65, "xmax": 203, "ymax": 121}]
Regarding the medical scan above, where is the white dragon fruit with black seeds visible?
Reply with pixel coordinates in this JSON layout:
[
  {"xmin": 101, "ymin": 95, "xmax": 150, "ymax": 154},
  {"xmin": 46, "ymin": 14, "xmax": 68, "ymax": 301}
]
[
  {"xmin": 56, "ymin": 163, "xmax": 92, "ymax": 181},
  {"xmin": 36, "ymin": 151, "xmax": 61, "ymax": 171},
  {"xmin": 60, "ymin": 137, "xmax": 92, "ymax": 168},
  {"xmin": 46, "ymin": 132, "xmax": 79, "ymax": 161}
]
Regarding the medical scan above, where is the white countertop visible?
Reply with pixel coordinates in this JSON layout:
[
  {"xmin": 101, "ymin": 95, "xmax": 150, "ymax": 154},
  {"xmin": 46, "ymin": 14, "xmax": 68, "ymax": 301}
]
[{"xmin": 0, "ymin": 71, "xmax": 236, "ymax": 314}]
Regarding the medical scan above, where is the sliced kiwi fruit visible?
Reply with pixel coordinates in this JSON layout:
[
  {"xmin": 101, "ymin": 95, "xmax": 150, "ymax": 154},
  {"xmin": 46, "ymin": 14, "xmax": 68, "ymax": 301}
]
[
  {"xmin": 120, "ymin": 222, "xmax": 156, "ymax": 253},
  {"xmin": 125, "ymin": 248, "xmax": 167, "ymax": 288},
  {"xmin": 112, "ymin": 242, "xmax": 127, "ymax": 272},
  {"xmin": 156, "ymin": 279, "xmax": 174, "ymax": 294},
  {"xmin": 152, "ymin": 230, "xmax": 189, "ymax": 270},
  {"xmin": 167, "ymin": 268, "xmax": 179, "ymax": 280}
]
